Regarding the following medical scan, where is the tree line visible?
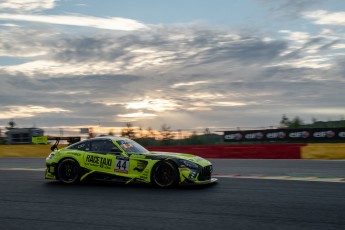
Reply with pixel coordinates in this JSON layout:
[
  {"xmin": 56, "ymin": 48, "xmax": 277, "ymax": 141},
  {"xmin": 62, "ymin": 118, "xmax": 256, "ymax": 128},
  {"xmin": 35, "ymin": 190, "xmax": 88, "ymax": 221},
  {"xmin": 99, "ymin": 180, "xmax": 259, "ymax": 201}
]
[
  {"xmin": 2, "ymin": 115, "xmax": 344, "ymax": 146},
  {"xmin": 121, "ymin": 115, "xmax": 345, "ymax": 146},
  {"xmin": 119, "ymin": 123, "xmax": 222, "ymax": 146},
  {"xmin": 279, "ymin": 114, "xmax": 345, "ymax": 129}
]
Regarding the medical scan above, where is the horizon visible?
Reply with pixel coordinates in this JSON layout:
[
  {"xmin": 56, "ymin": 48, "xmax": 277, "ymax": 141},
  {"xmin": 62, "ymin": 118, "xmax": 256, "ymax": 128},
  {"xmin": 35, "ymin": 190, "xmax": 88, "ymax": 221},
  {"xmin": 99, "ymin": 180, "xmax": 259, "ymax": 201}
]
[{"xmin": 1, "ymin": 116, "xmax": 344, "ymax": 138}]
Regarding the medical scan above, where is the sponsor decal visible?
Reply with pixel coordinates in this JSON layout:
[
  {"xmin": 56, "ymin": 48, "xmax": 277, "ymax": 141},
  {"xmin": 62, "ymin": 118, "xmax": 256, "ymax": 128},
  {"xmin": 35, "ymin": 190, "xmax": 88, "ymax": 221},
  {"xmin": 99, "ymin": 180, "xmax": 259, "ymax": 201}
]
[
  {"xmin": 32, "ymin": 136, "xmax": 48, "ymax": 144},
  {"xmin": 289, "ymin": 131, "xmax": 310, "ymax": 138},
  {"xmin": 224, "ymin": 133, "xmax": 242, "ymax": 140},
  {"xmin": 313, "ymin": 131, "xmax": 335, "ymax": 138},
  {"xmin": 115, "ymin": 156, "xmax": 130, "ymax": 173},
  {"xmin": 69, "ymin": 152, "xmax": 81, "ymax": 157},
  {"xmin": 224, "ymin": 128, "xmax": 345, "ymax": 142},
  {"xmin": 266, "ymin": 131, "xmax": 286, "ymax": 139},
  {"xmin": 179, "ymin": 167, "xmax": 190, "ymax": 171},
  {"xmin": 245, "ymin": 132, "xmax": 264, "ymax": 140},
  {"xmin": 129, "ymin": 154, "xmax": 145, "ymax": 159},
  {"xmin": 339, "ymin": 132, "xmax": 345, "ymax": 138},
  {"xmin": 85, "ymin": 155, "xmax": 112, "ymax": 169}
]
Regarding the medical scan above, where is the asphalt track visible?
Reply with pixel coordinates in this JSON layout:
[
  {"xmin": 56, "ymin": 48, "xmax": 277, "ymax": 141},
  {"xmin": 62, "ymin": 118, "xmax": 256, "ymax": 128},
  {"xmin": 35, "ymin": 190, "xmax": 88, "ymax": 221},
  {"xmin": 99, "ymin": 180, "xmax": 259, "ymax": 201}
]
[{"xmin": 0, "ymin": 158, "xmax": 345, "ymax": 230}]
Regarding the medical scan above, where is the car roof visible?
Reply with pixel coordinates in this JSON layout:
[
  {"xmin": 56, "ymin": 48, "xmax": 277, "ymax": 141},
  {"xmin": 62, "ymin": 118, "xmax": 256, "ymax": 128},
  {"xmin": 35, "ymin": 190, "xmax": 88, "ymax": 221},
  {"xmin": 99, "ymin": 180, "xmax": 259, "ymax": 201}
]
[{"xmin": 91, "ymin": 136, "xmax": 131, "ymax": 142}]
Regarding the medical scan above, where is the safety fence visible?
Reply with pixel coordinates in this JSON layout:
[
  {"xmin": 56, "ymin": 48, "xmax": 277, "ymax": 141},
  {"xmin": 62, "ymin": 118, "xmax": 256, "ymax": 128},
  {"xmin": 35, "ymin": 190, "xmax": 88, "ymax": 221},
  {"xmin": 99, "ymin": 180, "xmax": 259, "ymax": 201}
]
[{"xmin": 0, "ymin": 143, "xmax": 344, "ymax": 159}]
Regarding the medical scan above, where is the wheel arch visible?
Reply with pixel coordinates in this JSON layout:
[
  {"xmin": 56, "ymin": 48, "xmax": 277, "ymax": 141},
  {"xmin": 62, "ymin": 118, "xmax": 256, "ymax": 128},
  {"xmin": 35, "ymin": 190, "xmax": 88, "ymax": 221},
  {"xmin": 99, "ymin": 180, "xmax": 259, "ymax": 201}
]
[
  {"xmin": 55, "ymin": 156, "xmax": 81, "ymax": 182},
  {"xmin": 150, "ymin": 159, "xmax": 180, "ymax": 187},
  {"xmin": 151, "ymin": 158, "xmax": 179, "ymax": 173},
  {"xmin": 57, "ymin": 156, "xmax": 80, "ymax": 168}
]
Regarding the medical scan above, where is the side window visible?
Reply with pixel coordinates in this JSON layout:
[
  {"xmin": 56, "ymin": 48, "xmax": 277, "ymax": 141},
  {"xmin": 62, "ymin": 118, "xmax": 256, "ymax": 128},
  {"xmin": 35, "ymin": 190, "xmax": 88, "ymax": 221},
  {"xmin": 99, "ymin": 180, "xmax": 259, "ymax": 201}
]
[
  {"xmin": 68, "ymin": 141, "xmax": 90, "ymax": 151},
  {"xmin": 90, "ymin": 140, "xmax": 120, "ymax": 154},
  {"xmin": 103, "ymin": 140, "xmax": 117, "ymax": 153},
  {"xmin": 90, "ymin": 140, "xmax": 104, "ymax": 153}
]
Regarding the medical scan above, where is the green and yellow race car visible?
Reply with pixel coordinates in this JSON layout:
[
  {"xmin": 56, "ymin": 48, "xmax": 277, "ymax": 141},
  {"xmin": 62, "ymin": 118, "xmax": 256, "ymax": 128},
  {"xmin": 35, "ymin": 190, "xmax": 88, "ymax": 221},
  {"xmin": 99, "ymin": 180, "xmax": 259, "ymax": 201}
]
[{"xmin": 45, "ymin": 136, "xmax": 217, "ymax": 188}]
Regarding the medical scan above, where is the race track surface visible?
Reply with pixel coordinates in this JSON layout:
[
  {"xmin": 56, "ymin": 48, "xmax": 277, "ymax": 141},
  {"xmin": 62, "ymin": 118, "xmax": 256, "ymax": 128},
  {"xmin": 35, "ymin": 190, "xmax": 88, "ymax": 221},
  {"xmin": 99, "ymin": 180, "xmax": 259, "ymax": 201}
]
[{"xmin": 0, "ymin": 158, "xmax": 345, "ymax": 230}]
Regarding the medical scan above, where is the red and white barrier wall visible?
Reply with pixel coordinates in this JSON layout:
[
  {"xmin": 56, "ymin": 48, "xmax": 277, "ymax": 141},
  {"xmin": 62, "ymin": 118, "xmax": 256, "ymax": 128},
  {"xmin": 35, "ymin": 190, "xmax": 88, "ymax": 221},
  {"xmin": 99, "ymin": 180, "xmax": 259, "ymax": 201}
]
[
  {"xmin": 0, "ymin": 143, "xmax": 344, "ymax": 159},
  {"xmin": 147, "ymin": 143, "xmax": 345, "ymax": 159}
]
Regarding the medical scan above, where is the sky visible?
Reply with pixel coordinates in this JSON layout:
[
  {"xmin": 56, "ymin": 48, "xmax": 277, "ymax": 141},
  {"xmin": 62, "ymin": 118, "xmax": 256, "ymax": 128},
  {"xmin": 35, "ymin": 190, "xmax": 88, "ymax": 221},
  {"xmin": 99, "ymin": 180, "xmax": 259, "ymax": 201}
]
[{"xmin": 0, "ymin": 0, "xmax": 345, "ymax": 135}]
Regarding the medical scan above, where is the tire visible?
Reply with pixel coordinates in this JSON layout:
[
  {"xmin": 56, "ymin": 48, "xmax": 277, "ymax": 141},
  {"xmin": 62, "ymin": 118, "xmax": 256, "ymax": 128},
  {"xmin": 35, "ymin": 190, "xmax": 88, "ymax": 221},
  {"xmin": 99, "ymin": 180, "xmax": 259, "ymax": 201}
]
[
  {"xmin": 57, "ymin": 158, "xmax": 80, "ymax": 184},
  {"xmin": 151, "ymin": 161, "xmax": 179, "ymax": 188}
]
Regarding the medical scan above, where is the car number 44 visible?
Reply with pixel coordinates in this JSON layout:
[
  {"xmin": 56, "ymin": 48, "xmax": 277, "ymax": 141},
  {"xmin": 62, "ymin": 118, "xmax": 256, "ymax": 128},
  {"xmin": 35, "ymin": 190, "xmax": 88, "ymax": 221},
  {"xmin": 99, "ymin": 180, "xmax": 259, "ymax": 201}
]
[{"xmin": 115, "ymin": 158, "xmax": 129, "ymax": 173}]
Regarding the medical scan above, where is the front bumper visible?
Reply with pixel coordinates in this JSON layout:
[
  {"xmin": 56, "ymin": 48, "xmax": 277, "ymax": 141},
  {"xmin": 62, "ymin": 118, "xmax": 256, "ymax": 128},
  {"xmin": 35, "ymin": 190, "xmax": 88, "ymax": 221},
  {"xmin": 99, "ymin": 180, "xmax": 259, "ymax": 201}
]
[
  {"xmin": 45, "ymin": 163, "xmax": 57, "ymax": 180},
  {"xmin": 179, "ymin": 164, "xmax": 217, "ymax": 186},
  {"xmin": 180, "ymin": 177, "xmax": 218, "ymax": 186}
]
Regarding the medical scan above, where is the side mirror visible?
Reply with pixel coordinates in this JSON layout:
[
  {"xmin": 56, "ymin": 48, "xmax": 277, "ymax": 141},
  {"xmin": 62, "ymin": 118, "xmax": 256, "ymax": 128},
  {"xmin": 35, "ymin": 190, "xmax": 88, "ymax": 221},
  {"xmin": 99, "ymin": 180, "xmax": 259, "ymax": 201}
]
[{"xmin": 110, "ymin": 147, "xmax": 121, "ymax": 155}]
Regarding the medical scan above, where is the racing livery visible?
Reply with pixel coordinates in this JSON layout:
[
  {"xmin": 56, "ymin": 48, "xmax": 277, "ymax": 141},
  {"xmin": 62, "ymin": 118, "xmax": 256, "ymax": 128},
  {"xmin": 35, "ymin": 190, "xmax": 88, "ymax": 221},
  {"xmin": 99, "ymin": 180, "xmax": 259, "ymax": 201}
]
[{"xmin": 45, "ymin": 136, "xmax": 217, "ymax": 188}]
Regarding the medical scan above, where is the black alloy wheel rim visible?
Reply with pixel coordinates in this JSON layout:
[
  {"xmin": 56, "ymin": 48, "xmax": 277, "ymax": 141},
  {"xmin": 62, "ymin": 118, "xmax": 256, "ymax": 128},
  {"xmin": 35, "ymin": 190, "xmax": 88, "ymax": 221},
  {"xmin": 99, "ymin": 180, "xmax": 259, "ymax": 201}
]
[
  {"xmin": 155, "ymin": 163, "xmax": 176, "ymax": 186},
  {"xmin": 60, "ymin": 160, "xmax": 78, "ymax": 182}
]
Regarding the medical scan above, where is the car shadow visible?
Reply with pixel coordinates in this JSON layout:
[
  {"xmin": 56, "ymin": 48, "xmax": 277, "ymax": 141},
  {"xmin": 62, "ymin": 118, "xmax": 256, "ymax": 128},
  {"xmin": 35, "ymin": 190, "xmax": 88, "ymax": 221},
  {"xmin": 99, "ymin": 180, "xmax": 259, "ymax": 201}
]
[{"xmin": 44, "ymin": 179, "xmax": 218, "ymax": 190}]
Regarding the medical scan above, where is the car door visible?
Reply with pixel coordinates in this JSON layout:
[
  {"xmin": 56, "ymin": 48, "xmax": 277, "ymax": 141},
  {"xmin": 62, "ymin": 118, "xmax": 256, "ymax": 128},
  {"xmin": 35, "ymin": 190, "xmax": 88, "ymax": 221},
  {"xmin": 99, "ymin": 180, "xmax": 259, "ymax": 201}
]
[
  {"xmin": 113, "ymin": 139, "xmax": 151, "ymax": 179},
  {"xmin": 83, "ymin": 139, "xmax": 117, "ymax": 173},
  {"xmin": 102, "ymin": 140, "xmax": 131, "ymax": 175}
]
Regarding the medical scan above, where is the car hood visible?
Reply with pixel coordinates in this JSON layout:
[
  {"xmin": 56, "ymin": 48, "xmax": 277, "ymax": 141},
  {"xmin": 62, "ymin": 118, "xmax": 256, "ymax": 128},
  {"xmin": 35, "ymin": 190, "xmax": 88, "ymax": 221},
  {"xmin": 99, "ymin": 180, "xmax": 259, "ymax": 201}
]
[{"xmin": 149, "ymin": 151, "xmax": 211, "ymax": 166}]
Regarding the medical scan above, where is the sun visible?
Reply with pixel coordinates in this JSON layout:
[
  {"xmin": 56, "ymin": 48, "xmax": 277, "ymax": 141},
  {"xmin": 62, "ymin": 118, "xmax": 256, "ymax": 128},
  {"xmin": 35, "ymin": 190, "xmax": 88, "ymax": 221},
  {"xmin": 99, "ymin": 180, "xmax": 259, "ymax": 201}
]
[{"xmin": 125, "ymin": 98, "xmax": 179, "ymax": 112}]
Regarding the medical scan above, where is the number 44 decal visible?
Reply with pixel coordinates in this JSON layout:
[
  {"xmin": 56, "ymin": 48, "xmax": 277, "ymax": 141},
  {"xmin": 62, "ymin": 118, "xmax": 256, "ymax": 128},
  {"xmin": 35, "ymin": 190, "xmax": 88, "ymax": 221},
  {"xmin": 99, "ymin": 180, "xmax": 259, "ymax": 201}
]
[{"xmin": 115, "ymin": 157, "xmax": 130, "ymax": 173}]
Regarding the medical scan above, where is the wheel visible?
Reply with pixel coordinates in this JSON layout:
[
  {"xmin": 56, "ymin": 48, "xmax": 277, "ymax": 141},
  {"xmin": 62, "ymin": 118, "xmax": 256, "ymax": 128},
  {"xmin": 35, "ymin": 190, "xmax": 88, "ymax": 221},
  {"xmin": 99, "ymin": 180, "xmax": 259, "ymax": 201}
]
[
  {"xmin": 151, "ymin": 161, "xmax": 179, "ymax": 188},
  {"xmin": 57, "ymin": 158, "xmax": 80, "ymax": 184}
]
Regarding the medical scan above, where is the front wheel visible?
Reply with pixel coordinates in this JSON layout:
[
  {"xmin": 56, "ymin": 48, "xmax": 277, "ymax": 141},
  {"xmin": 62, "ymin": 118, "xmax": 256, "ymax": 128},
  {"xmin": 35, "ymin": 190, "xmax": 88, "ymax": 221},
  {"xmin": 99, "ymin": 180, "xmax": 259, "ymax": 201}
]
[
  {"xmin": 151, "ymin": 161, "xmax": 179, "ymax": 188},
  {"xmin": 57, "ymin": 158, "xmax": 80, "ymax": 184}
]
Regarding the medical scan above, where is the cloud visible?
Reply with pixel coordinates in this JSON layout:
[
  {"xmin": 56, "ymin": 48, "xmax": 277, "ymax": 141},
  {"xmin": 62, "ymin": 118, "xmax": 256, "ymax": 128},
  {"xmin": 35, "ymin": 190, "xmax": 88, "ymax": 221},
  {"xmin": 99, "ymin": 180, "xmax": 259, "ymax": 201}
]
[
  {"xmin": 125, "ymin": 98, "xmax": 179, "ymax": 112},
  {"xmin": 214, "ymin": 101, "xmax": 247, "ymax": 107},
  {"xmin": 0, "ymin": 14, "xmax": 149, "ymax": 31},
  {"xmin": 118, "ymin": 112, "xmax": 157, "ymax": 118},
  {"xmin": 259, "ymin": 0, "xmax": 324, "ymax": 19},
  {"xmin": 0, "ymin": 0, "xmax": 56, "ymax": 12},
  {"xmin": 0, "ymin": 23, "xmax": 20, "ymax": 27},
  {"xmin": 0, "ymin": 18, "xmax": 344, "ymax": 130},
  {"xmin": 303, "ymin": 10, "xmax": 345, "ymax": 26},
  {"xmin": 0, "ymin": 29, "xmax": 57, "ymax": 58},
  {"xmin": 0, "ymin": 105, "xmax": 69, "ymax": 119},
  {"xmin": 0, "ymin": 26, "xmax": 288, "ymax": 78},
  {"xmin": 172, "ymin": 81, "xmax": 209, "ymax": 88}
]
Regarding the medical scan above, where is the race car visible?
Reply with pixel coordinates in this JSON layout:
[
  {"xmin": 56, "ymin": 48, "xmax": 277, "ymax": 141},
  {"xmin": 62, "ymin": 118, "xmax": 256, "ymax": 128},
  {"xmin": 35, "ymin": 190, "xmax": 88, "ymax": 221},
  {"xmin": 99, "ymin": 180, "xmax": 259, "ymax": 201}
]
[{"xmin": 45, "ymin": 136, "xmax": 217, "ymax": 188}]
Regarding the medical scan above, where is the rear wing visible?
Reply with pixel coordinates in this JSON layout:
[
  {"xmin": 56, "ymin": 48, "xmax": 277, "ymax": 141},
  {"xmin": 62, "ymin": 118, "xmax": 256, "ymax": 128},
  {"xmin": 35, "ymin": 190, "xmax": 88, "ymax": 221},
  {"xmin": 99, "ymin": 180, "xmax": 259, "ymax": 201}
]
[
  {"xmin": 48, "ymin": 136, "xmax": 81, "ymax": 151},
  {"xmin": 50, "ymin": 137, "xmax": 60, "ymax": 151}
]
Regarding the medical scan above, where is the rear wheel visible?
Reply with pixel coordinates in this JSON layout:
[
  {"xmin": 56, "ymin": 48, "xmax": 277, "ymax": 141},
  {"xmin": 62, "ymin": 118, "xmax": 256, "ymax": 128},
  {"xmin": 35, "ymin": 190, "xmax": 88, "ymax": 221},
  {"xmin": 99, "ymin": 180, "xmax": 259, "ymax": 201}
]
[
  {"xmin": 57, "ymin": 158, "xmax": 80, "ymax": 184},
  {"xmin": 151, "ymin": 161, "xmax": 179, "ymax": 188}
]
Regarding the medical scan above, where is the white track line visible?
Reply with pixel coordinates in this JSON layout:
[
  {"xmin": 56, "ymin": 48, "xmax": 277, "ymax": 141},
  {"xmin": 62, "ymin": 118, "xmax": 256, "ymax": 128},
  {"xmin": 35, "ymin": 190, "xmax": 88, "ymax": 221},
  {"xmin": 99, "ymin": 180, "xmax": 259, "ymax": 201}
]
[
  {"xmin": 0, "ymin": 168, "xmax": 45, "ymax": 171},
  {"xmin": 214, "ymin": 174, "xmax": 345, "ymax": 183}
]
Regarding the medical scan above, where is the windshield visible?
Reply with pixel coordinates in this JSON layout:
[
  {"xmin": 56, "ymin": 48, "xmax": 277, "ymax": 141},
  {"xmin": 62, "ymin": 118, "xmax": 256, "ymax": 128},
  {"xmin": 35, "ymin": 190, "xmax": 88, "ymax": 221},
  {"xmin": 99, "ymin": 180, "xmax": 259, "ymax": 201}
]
[{"xmin": 116, "ymin": 139, "xmax": 149, "ymax": 154}]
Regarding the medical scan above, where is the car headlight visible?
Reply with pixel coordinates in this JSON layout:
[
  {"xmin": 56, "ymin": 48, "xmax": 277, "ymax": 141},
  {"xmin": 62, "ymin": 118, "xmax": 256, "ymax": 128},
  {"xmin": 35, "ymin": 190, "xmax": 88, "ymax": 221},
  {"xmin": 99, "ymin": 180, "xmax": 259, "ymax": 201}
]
[
  {"xmin": 179, "ymin": 160, "xmax": 200, "ymax": 169},
  {"xmin": 47, "ymin": 152, "xmax": 55, "ymax": 159}
]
